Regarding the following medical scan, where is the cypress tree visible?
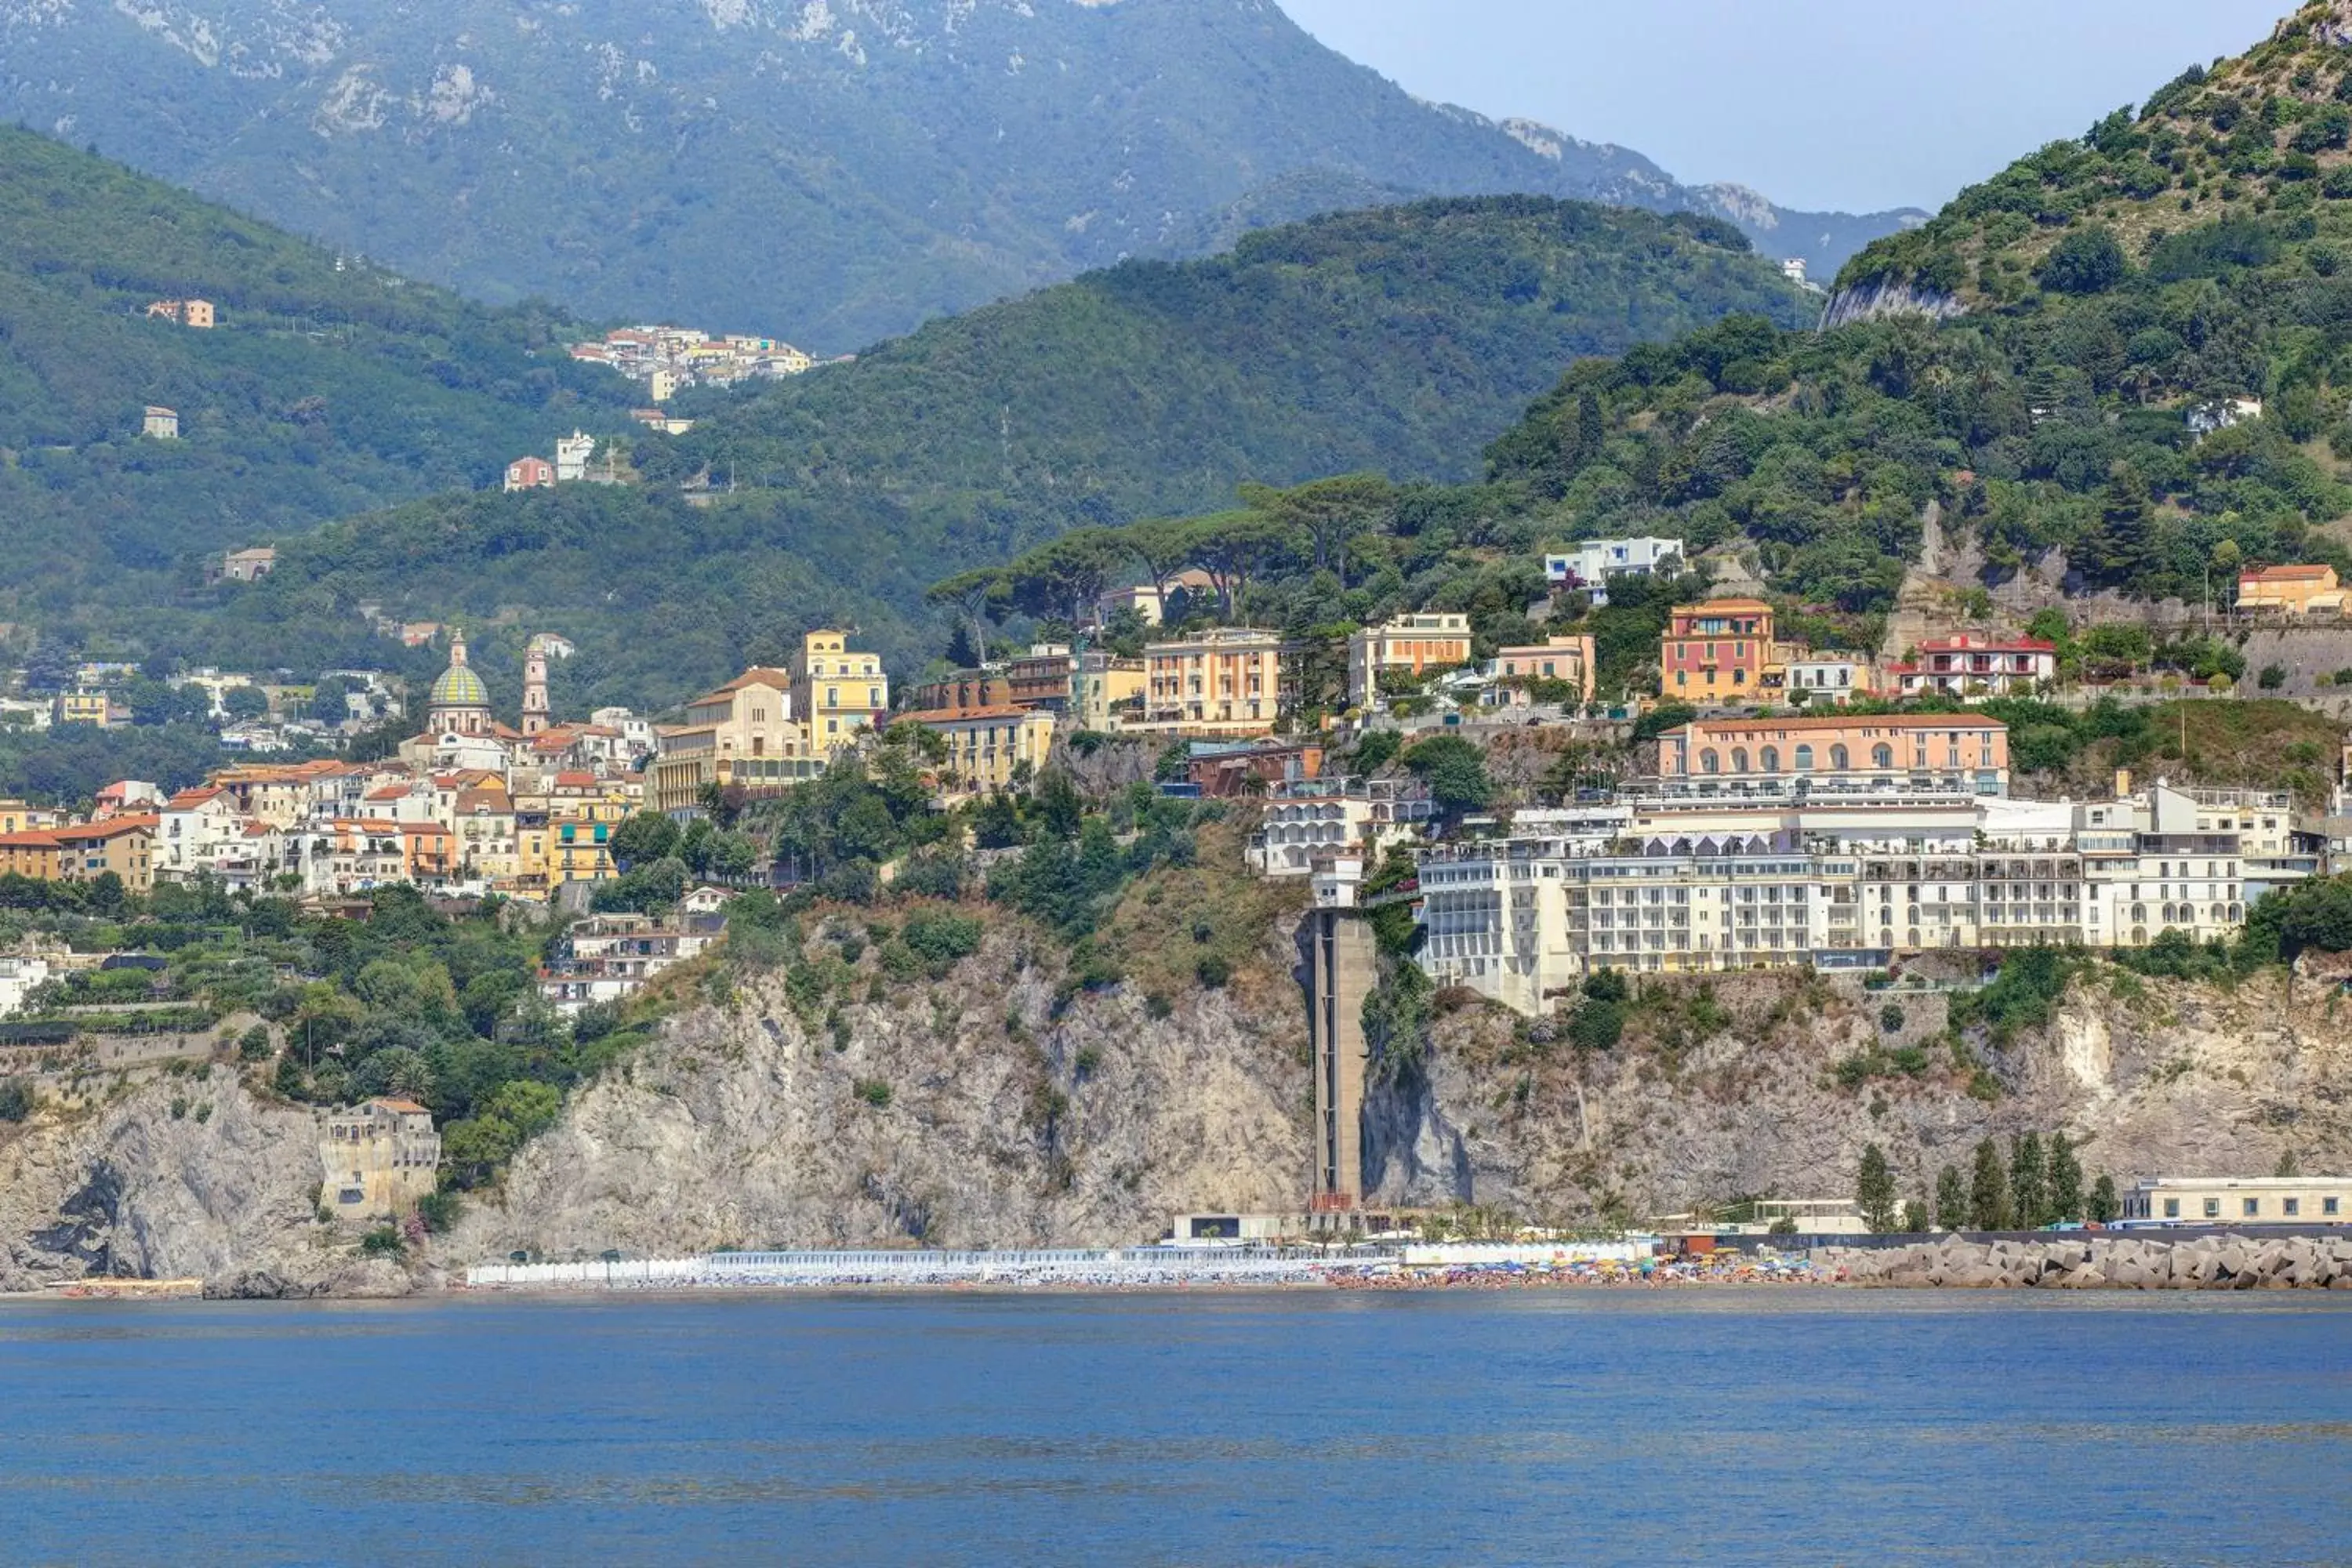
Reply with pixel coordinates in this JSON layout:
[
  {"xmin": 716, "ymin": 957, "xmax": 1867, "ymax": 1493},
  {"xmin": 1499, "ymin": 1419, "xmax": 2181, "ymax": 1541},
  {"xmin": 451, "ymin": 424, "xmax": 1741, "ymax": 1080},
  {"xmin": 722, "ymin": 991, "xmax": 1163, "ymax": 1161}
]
[
  {"xmin": 2089, "ymin": 1174, "xmax": 2120, "ymax": 1224},
  {"xmin": 1969, "ymin": 1138, "xmax": 2010, "ymax": 1230},
  {"xmin": 2011, "ymin": 1132, "xmax": 2048, "ymax": 1229},
  {"xmin": 2048, "ymin": 1133, "xmax": 2085, "ymax": 1221},
  {"xmin": 1857, "ymin": 1142, "xmax": 1898, "ymax": 1232},
  {"xmin": 1935, "ymin": 1164, "xmax": 1968, "ymax": 1231}
]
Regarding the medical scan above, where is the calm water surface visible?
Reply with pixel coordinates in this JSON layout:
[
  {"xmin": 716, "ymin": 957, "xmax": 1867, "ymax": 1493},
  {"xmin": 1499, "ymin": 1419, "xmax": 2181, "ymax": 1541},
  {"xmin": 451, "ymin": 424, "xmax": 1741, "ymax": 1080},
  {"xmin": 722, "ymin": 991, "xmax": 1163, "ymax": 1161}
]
[{"xmin": 2, "ymin": 1290, "xmax": 2348, "ymax": 1565}]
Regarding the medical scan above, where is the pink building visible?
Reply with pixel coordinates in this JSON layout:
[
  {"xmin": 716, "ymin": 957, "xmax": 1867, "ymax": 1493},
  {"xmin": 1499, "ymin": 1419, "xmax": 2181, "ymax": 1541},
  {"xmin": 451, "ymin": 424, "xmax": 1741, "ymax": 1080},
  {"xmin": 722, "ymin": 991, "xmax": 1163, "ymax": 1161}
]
[{"xmin": 1888, "ymin": 633, "xmax": 2057, "ymax": 698}]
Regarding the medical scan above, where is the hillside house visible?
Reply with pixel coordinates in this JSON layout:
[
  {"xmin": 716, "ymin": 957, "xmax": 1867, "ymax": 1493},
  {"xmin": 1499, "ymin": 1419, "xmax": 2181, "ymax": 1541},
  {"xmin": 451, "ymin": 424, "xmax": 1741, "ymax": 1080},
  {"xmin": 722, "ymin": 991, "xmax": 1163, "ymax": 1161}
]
[
  {"xmin": 2237, "ymin": 564, "xmax": 2343, "ymax": 617},
  {"xmin": 503, "ymin": 456, "xmax": 555, "ymax": 492},
  {"xmin": 145, "ymin": 299, "xmax": 215, "ymax": 328},
  {"xmin": 1544, "ymin": 537, "xmax": 1682, "ymax": 606},
  {"xmin": 142, "ymin": 406, "xmax": 179, "ymax": 440},
  {"xmin": 220, "ymin": 546, "xmax": 277, "ymax": 583}
]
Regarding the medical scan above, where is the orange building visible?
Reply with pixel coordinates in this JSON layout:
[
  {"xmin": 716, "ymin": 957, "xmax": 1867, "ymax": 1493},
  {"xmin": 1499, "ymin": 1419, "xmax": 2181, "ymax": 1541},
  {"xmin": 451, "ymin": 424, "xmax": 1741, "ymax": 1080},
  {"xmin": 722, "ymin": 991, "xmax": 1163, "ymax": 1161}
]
[
  {"xmin": 1653, "ymin": 714, "xmax": 2010, "ymax": 796},
  {"xmin": 0, "ymin": 815, "xmax": 159, "ymax": 893},
  {"xmin": 2235, "ymin": 564, "xmax": 2343, "ymax": 616},
  {"xmin": 1348, "ymin": 613, "xmax": 1475, "ymax": 706},
  {"xmin": 1660, "ymin": 599, "xmax": 1776, "ymax": 702}
]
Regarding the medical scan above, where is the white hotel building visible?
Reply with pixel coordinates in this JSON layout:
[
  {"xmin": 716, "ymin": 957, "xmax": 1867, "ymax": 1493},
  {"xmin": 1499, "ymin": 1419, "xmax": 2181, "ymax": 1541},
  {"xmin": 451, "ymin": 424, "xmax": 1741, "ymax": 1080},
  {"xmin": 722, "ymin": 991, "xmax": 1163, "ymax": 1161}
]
[{"xmin": 1417, "ymin": 782, "xmax": 2255, "ymax": 1015}]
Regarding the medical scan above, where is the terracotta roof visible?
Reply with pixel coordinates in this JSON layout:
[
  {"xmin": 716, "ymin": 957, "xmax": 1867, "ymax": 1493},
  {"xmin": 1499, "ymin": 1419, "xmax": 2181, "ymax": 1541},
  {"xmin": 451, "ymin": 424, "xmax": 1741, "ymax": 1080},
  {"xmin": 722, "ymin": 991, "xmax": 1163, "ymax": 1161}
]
[
  {"xmin": 55, "ymin": 815, "xmax": 160, "ymax": 841},
  {"xmin": 364, "ymin": 786, "xmax": 410, "ymax": 801},
  {"xmin": 1919, "ymin": 635, "xmax": 2056, "ymax": 653},
  {"xmin": 1671, "ymin": 714, "xmax": 2007, "ymax": 736},
  {"xmin": 902, "ymin": 705, "xmax": 1042, "ymax": 723},
  {"xmin": 1673, "ymin": 598, "xmax": 1773, "ymax": 613},
  {"xmin": 241, "ymin": 822, "xmax": 274, "ymax": 837},
  {"xmin": 554, "ymin": 771, "xmax": 597, "ymax": 788},
  {"xmin": 166, "ymin": 787, "xmax": 225, "ymax": 808},
  {"xmin": 2241, "ymin": 564, "xmax": 2334, "ymax": 583},
  {"xmin": 399, "ymin": 821, "xmax": 452, "ymax": 837},
  {"xmin": 369, "ymin": 1098, "xmax": 430, "ymax": 1115}
]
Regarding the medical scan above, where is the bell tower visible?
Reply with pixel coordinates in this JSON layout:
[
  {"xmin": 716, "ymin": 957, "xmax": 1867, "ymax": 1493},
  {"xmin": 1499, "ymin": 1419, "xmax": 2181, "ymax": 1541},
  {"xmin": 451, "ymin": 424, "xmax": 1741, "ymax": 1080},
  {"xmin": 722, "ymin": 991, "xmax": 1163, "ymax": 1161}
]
[{"xmin": 522, "ymin": 639, "xmax": 550, "ymax": 737}]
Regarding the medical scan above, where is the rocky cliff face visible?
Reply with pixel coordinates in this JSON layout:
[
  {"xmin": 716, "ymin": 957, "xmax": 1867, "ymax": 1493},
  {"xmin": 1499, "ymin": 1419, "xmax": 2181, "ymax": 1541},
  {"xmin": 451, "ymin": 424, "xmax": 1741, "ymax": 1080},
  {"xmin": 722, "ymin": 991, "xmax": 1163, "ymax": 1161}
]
[
  {"xmin": 449, "ymin": 924, "xmax": 1310, "ymax": 1257},
  {"xmin": 0, "ymin": 1065, "xmax": 343, "ymax": 1290},
  {"xmin": 1819, "ymin": 278, "xmax": 1968, "ymax": 332},
  {"xmin": 1366, "ymin": 968, "xmax": 2352, "ymax": 1222},
  {"xmin": 9, "ymin": 938, "xmax": 2349, "ymax": 1285}
]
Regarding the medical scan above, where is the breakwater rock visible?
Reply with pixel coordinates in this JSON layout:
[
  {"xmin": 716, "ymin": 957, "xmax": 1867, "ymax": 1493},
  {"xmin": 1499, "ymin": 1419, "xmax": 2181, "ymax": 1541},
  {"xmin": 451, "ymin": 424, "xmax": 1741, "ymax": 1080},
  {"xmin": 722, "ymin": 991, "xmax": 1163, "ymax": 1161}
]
[{"xmin": 1824, "ymin": 1234, "xmax": 2352, "ymax": 1290}]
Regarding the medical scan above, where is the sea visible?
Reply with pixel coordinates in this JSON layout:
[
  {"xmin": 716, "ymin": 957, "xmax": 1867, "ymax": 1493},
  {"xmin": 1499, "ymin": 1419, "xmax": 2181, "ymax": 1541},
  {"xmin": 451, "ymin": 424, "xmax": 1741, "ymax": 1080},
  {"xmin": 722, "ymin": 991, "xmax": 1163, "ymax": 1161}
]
[{"xmin": 2, "ymin": 1290, "xmax": 2347, "ymax": 1566}]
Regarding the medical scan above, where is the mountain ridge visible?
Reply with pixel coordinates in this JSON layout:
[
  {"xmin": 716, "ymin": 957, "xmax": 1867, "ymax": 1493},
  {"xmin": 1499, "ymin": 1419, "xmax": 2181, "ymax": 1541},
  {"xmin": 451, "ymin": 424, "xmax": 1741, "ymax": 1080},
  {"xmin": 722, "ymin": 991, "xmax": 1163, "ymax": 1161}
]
[{"xmin": 0, "ymin": 0, "xmax": 1919, "ymax": 350}]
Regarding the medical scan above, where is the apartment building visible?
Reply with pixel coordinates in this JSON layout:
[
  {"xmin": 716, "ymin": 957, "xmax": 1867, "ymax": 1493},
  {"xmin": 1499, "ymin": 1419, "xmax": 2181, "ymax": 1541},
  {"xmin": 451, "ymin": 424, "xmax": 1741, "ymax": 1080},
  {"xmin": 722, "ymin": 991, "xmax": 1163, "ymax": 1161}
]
[
  {"xmin": 1887, "ymin": 633, "xmax": 2059, "ymax": 698},
  {"xmin": 898, "ymin": 704, "xmax": 1058, "ymax": 802},
  {"xmin": 1660, "ymin": 599, "xmax": 1775, "ymax": 702},
  {"xmin": 1653, "ymin": 713, "xmax": 2010, "ymax": 797},
  {"xmin": 1348, "ymin": 613, "xmax": 1474, "ymax": 706},
  {"xmin": 1783, "ymin": 653, "xmax": 1875, "ymax": 705},
  {"xmin": 793, "ymin": 630, "xmax": 889, "ymax": 756},
  {"xmin": 0, "ymin": 816, "xmax": 158, "ymax": 894},
  {"xmin": 2236, "ymin": 564, "xmax": 2343, "ymax": 616},
  {"xmin": 1139, "ymin": 628, "xmax": 1287, "ymax": 737},
  {"xmin": 318, "ymin": 1099, "xmax": 440, "ymax": 1222},
  {"xmin": 1247, "ymin": 779, "xmax": 1436, "ymax": 877},
  {"xmin": 1415, "ymin": 783, "xmax": 2245, "ymax": 1015},
  {"xmin": 1491, "ymin": 635, "xmax": 1599, "ymax": 706}
]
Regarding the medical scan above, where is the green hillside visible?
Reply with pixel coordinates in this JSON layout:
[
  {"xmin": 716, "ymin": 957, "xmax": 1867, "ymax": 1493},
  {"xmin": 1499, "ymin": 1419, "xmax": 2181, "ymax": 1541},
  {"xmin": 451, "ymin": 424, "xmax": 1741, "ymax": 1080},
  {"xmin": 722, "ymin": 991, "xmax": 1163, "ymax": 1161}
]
[
  {"xmin": 180, "ymin": 197, "xmax": 1809, "ymax": 703},
  {"xmin": 1468, "ymin": 3, "xmax": 2352, "ymax": 614},
  {"xmin": 0, "ymin": 127, "xmax": 631, "ymax": 646}
]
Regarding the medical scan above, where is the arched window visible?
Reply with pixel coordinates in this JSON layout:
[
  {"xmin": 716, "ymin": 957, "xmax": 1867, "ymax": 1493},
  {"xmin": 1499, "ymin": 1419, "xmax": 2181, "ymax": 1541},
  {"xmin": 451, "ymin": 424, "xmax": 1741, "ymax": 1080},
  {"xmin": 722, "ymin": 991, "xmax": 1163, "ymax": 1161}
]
[
  {"xmin": 1795, "ymin": 743, "xmax": 1814, "ymax": 771},
  {"xmin": 2209, "ymin": 904, "xmax": 2225, "ymax": 924},
  {"xmin": 1761, "ymin": 746, "xmax": 1780, "ymax": 774},
  {"xmin": 2131, "ymin": 904, "xmax": 2147, "ymax": 924},
  {"xmin": 1700, "ymin": 749, "xmax": 1720, "ymax": 775},
  {"xmin": 1731, "ymin": 747, "xmax": 1750, "ymax": 773},
  {"xmin": 1871, "ymin": 743, "xmax": 1894, "ymax": 770},
  {"xmin": 1829, "ymin": 744, "xmax": 1849, "ymax": 771}
]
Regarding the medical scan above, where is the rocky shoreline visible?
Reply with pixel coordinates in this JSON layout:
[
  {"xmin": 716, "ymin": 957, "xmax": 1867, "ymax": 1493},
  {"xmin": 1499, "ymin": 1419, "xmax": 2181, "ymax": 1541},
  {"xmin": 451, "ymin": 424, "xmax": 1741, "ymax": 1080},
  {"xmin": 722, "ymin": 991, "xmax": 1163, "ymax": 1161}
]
[{"xmin": 1821, "ymin": 1234, "xmax": 2352, "ymax": 1290}]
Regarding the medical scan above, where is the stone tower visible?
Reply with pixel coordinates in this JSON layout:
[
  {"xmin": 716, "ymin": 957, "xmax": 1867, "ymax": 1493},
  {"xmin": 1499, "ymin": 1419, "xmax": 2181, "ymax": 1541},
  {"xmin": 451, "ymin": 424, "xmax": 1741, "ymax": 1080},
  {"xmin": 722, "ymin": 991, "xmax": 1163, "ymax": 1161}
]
[{"xmin": 521, "ymin": 640, "xmax": 550, "ymax": 737}]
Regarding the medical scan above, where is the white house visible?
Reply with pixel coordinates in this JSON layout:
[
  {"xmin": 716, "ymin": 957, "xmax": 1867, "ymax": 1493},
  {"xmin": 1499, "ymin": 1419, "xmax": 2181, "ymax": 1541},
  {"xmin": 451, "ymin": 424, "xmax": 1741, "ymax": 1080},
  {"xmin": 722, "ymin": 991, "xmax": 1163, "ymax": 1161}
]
[{"xmin": 1544, "ymin": 537, "xmax": 1682, "ymax": 606}]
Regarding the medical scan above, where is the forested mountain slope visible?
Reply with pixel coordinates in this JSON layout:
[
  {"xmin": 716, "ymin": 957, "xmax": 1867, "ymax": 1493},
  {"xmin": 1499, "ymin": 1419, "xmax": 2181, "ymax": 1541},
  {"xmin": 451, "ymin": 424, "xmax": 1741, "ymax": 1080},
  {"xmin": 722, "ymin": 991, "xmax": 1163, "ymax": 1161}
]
[
  {"xmin": 186, "ymin": 198, "xmax": 1810, "ymax": 703},
  {"xmin": 1474, "ymin": 2, "xmax": 2352, "ymax": 614},
  {"xmin": 0, "ymin": 0, "xmax": 1918, "ymax": 350},
  {"xmin": 0, "ymin": 128, "xmax": 630, "ymax": 642}
]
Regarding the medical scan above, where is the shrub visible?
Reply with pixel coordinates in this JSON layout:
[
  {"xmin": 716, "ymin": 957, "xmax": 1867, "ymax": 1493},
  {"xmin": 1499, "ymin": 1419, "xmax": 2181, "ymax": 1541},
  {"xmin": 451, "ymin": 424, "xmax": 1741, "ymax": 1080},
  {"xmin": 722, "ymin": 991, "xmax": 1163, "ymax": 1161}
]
[
  {"xmin": 358, "ymin": 1226, "xmax": 406, "ymax": 1259},
  {"xmin": 2259, "ymin": 663, "xmax": 2288, "ymax": 691},
  {"xmin": 900, "ymin": 909, "xmax": 984, "ymax": 967},
  {"xmin": 0, "ymin": 1078, "xmax": 32, "ymax": 1122},
  {"xmin": 1878, "ymin": 1004, "xmax": 1906, "ymax": 1034},
  {"xmin": 1194, "ymin": 953, "xmax": 1232, "ymax": 989},
  {"xmin": 238, "ymin": 1024, "xmax": 274, "ymax": 1061},
  {"xmin": 415, "ymin": 1190, "xmax": 463, "ymax": 1233},
  {"xmin": 853, "ymin": 1078, "xmax": 893, "ymax": 1109}
]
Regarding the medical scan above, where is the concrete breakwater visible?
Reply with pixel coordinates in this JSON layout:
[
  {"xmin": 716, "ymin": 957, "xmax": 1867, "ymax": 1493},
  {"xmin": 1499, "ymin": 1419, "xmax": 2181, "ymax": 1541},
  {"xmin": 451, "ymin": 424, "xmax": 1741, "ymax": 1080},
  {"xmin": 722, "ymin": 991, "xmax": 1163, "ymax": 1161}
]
[{"xmin": 1823, "ymin": 1233, "xmax": 2352, "ymax": 1290}]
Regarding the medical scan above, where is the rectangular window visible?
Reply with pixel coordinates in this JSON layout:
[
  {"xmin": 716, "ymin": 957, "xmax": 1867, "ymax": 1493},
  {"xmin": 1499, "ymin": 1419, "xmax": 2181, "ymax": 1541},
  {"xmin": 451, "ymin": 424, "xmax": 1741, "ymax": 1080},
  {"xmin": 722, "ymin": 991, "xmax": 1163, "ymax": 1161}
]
[
  {"xmin": 2284, "ymin": 1198, "xmax": 2300, "ymax": 1217},
  {"xmin": 2326, "ymin": 1198, "xmax": 2341, "ymax": 1216},
  {"xmin": 2203, "ymin": 1198, "xmax": 2220, "ymax": 1218},
  {"xmin": 2243, "ymin": 1198, "xmax": 2259, "ymax": 1218}
]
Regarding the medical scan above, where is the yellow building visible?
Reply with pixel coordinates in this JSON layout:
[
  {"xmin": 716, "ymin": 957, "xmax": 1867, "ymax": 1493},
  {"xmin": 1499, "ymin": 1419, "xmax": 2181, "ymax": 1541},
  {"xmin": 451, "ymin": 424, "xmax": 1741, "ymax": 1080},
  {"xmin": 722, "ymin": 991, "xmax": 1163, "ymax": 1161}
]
[
  {"xmin": 1494, "ymin": 634, "xmax": 1599, "ymax": 705},
  {"xmin": 649, "ymin": 667, "xmax": 825, "ymax": 815},
  {"xmin": 1139, "ymin": 627, "xmax": 1287, "ymax": 737},
  {"xmin": 2236, "ymin": 564, "xmax": 2343, "ymax": 616},
  {"xmin": 0, "ymin": 800, "xmax": 64, "ymax": 836},
  {"xmin": 900, "ymin": 705, "xmax": 1059, "ymax": 802},
  {"xmin": 793, "ymin": 630, "xmax": 889, "ymax": 756},
  {"xmin": 1347, "ymin": 612, "xmax": 1474, "ymax": 706},
  {"xmin": 55, "ymin": 691, "xmax": 112, "ymax": 727}
]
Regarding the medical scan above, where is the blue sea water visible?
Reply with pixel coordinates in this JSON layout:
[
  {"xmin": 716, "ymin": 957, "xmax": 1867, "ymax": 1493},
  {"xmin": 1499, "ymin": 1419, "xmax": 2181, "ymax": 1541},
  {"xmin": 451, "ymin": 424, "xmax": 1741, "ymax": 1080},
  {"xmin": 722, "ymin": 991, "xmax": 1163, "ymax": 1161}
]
[{"xmin": 1, "ymin": 1290, "xmax": 2348, "ymax": 1566}]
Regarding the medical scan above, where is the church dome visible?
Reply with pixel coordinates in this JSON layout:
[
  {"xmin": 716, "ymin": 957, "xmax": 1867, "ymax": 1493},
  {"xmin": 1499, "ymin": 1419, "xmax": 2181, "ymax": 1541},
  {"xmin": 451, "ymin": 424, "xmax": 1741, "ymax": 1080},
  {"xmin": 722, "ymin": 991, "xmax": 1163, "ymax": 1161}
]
[{"xmin": 430, "ymin": 662, "xmax": 489, "ymax": 710}]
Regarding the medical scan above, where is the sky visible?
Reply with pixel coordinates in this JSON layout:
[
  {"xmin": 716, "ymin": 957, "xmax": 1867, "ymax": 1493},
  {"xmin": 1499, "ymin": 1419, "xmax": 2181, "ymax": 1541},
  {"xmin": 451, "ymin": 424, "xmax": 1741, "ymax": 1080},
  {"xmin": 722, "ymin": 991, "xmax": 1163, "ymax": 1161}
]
[{"xmin": 1276, "ymin": 0, "xmax": 2290, "ymax": 214}]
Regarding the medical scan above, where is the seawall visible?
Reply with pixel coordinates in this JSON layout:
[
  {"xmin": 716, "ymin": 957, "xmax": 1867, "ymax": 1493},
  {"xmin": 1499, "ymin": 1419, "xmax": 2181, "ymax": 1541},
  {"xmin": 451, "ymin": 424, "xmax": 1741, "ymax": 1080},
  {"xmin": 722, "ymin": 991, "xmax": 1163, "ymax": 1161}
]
[{"xmin": 1821, "ymin": 1232, "xmax": 2352, "ymax": 1290}]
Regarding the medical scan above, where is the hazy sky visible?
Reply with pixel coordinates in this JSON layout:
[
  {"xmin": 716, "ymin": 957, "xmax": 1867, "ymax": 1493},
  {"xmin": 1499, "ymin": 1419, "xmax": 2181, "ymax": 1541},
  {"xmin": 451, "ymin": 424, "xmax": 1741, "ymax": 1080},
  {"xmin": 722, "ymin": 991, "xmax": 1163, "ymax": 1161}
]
[{"xmin": 1276, "ymin": 0, "xmax": 2288, "ymax": 213}]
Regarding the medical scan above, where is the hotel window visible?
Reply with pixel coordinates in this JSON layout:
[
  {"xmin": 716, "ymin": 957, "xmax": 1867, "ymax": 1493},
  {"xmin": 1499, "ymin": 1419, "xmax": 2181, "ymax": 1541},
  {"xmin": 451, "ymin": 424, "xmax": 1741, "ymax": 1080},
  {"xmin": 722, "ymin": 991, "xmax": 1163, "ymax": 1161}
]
[
  {"xmin": 2328, "ymin": 1198, "xmax": 2342, "ymax": 1216},
  {"xmin": 2203, "ymin": 1198, "xmax": 2221, "ymax": 1218},
  {"xmin": 2163, "ymin": 1198, "xmax": 2180, "ymax": 1218},
  {"xmin": 2243, "ymin": 1198, "xmax": 2260, "ymax": 1218},
  {"xmin": 2284, "ymin": 1198, "xmax": 2301, "ymax": 1217}
]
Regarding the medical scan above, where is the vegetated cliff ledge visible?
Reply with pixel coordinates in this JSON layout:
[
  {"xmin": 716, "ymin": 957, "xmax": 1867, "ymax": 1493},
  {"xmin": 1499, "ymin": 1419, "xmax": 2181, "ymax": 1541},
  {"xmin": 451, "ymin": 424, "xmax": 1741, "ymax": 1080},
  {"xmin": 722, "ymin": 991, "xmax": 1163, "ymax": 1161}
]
[{"xmin": 5, "ymin": 946, "xmax": 2350, "ymax": 1291}]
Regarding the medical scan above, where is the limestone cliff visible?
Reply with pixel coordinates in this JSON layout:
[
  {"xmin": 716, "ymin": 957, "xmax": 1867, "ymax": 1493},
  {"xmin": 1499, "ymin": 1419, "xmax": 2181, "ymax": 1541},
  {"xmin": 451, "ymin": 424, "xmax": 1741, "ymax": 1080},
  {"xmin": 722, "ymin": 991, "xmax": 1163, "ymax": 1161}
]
[
  {"xmin": 1366, "ymin": 968, "xmax": 2352, "ymax": 1222},
  {"xmin": 1818, "ymin": 278, "xmax": 1967, "ymax": 332},
  {"xmin": 0, "ymin": 1065, "xmax": 347, "ymax": 1290},
  {"xmin": 8, "ymin": 938, "xmax": 2350, "ymax": 1283},
  {"xmin": 448, "ymin": 925, "xmax": 1311, "ymax": 1257}
]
